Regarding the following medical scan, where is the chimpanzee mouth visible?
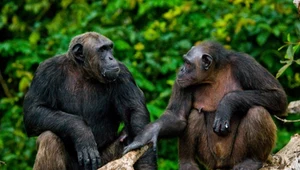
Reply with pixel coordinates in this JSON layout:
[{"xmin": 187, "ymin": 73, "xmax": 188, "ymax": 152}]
[{"xmin": 102, "ymin": 67, "xmax": 120, "ymax": 82}]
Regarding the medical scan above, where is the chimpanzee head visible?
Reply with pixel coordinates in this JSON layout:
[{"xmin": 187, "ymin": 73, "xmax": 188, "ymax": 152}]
[
  {"xmin": 67, "ymin": 32, "xmax": 120, "ymax": 83},
  {"xmin": 177, "ymin": 41, "xmax": 229, "ymax": 88}
]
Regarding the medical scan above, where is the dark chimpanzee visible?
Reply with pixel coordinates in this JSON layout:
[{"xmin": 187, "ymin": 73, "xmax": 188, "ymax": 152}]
[
  {"xmin": 124, "ymin": 41, "xmax": 288, "ymax": 170},
  {"xmin": 23, "ymin": 32, "xmax": 156, "ymax": 170}
]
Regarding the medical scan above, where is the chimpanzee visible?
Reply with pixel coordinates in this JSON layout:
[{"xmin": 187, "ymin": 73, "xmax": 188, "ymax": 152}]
[
  {"xmin": 124, "ymin": 41, "xmax": 288, "ymax": 170},
  {"xmin": 23, "ymin": 32, "xmax": 156, "ymax": 170}
]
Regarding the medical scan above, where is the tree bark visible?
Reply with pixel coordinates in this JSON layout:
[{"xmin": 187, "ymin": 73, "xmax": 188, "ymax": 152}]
[
  {"xmin": 260, "ymin": 134, "xmax": 300, "ymax": 170},
  {"xmin": 98, "ymin": 145, "xmax": 150, "ymax": 170}
]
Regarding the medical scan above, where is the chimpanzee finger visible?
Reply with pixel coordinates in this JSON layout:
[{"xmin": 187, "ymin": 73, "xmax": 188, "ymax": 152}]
[
  {"xmin": 82, "ymin": 149, "xmax": 90, "ymax": 170},
  {"xmin": 94, "ymin": 150, "xmax": 101, "ymax": 168},
  {"xmin": 213, "ymin": 119, "xmax": 221, "ymax": 133},
  {"xmin": 123, "ymin": 141, "xmax": 143, "ymax": 154},
  {"xmin": 220, "ymin": 121, "xmax": 230, "ymax": 136},
  {"xmin": 151, "ymin": 136, "xmax": 158, "ymax": 152},
  {"xmin": 78, "ymin": 151, "xmax": 83, "ymax": 166},
  {"xmin": 88, "ymin": 149, "xmax": 97, "ymax": 170}
]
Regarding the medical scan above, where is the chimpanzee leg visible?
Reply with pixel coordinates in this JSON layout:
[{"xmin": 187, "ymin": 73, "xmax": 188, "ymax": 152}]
[
  {"xmin": 33, "ymin": 131, "xmax": 69, "ymax": 170},
  {"xmin": 232, "ymin": 106, "xmax": 276, "ymax": 170},
  {"xmin": 178, "ymin": 109, "xmax": 204, "ymax": 170},
  {"xmin": 133, "ymin": 149, "xmax": 157, "ymax": 170},
  {"xmin": 99, "ymin": 135, "xmax": 125, "ymax": 165}
]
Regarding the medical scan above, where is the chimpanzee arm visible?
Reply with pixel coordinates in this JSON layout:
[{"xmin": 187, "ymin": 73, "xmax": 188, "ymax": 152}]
[
  {"xmin": 23, "ymin": 58, "xmax": 92, "ymax": 138},
  {"xmin": 111, "ymin": 66, "xmax": 157, "ymax": 169},
  {"xmin": 123, "ymin": 81, "xmax": 192, "ymax": 154},
  {"xmin": 154, "ymin": 82, "xmax": 192, "ymax": 137},
  {"xmin": 23, "ymin": 58, "xmax": 101, "ymax": 168},
  {"xmin": 213, "ymin": 54, "xmax": 288, "ymax": 135}
]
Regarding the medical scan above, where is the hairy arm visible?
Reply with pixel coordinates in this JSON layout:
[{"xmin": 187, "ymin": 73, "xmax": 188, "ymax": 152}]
[
  {"xmin": 23, "ymin": 57, "xmax": 100, "ymax": 169},
  {"xmin": 213, "ymin": 54, "xmax": 288, "ymax": 135},
  {"xmin": 23, "ymin": 57, "xmax": 90, "ymax": 138},
  {"xmin": 154, "ymin": 82, "xmax": 192, "ymax": 137},
  {"xmin": 232, "ymin": 54, "xmax": 287, "ymax": 115},
  {"xmin": 113, "ymin": 64, "xmax": 157, "ymax": 169},
  {"xmin": 123, "ymin": 81, "xmax": 192, "ymax": 153},
  {"xmin": 113, "ymin": 64, "xmax": 151, "ymax": 139}
]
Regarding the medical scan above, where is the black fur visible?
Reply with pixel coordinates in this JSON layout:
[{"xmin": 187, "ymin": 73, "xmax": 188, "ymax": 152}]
[{"xmin": 23, "ymin": 32, "xmax": 156, "ymax": 170}]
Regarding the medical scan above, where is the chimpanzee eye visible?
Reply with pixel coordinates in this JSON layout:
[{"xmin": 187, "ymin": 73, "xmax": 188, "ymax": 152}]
[
  {"xmin": 99, "ymin": 45, "xmax": 113, "ymax": 53},
  {"xmin": 184, "ymin": 59, "xmax": 192, "ymax": 69},
  {"xmin": 185, "ymin": 63, "xmax": 192, "ymax": 70},
  {"xmin": 98, "ymin": 47, "xmax": 105, "ymax": 53}
]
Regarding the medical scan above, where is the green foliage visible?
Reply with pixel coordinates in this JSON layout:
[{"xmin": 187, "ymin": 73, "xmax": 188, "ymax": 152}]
[
  {"xmin": 276, "ymin": 34, "xmax": 300, "ymax": 88},
  {"xmin": 1, "ymin": 0, "xmax": 300, "ymax": 169}
]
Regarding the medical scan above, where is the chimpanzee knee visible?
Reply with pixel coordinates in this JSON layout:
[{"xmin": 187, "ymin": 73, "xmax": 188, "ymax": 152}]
[
  {"xmin": 241, "ymin": 106, "xmax": 276, "ymax": 161},
  {"xmin": 33, "ymin": 131, "xmax": 68, "ymax": 170}
]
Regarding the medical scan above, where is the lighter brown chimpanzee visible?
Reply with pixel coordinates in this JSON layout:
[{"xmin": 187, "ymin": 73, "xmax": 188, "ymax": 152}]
[
  {"xmin": 124, "ymin": 41, "xmax": 287, "ymax": 170},
  {"xmin": 23, "ymin": 32, "xmax": 156, "ymax": 170}
]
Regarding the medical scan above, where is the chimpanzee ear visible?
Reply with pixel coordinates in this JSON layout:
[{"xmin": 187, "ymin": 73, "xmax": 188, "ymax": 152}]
[
  {"xmin": 72, "ymin": 43, "xmax": 84, "ymax": 62},
  {"xmin": 202, "ymin": 54, "xmax": 213, "ymax": 70}
]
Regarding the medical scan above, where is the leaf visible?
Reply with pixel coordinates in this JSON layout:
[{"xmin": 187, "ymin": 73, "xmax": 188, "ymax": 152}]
[
  {"xmin": 18, "ymin": 77, "xmax": 31, "ymax": 92},
  {"xmin": 29, "ymin": 31, "xmax": 40, "ymax": 45},
  {"xmin": 276, "ymin": 63, "xmax": 292, "ymax": 78},
  {"xmin": 256, "ymin": 32, "xmax": 270, "ymax": 46},
  {"xmin": 280, "ymin": 60, "xmax": 290, "ymax": 64},
  {"xmin": 293, "ymin": 44, "xmax": 300, "ymax": 53},
  {"xmin": 295, "ymin": 59, "xmax": 300, "ymax": 65},
  {"xmin": 285, "ymin": 45, "xmax": 294, "ymax": 59},
  {"xmin": 114, "ymin": 40, "xmax": 131, "ymax": 51},
  {"xmin": 134, "ymin": 42, "xmax": 145, "ymax": 51},
  {"xmin": 278, "ymin": 44, "xmax": 289, "ymax": 51}
]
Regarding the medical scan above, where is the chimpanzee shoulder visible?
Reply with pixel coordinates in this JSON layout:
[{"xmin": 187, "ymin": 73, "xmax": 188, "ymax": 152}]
[
  {"xmin": 24, "ymin": 55, "xmax": 75, "ymax": 113},
  {"xmin": 115, "ymin": 62, "xmax": 138, "ymax": 86},
  {"xmin": 228, "ymin": 51, "xmax": 283, "ymax": 90}
]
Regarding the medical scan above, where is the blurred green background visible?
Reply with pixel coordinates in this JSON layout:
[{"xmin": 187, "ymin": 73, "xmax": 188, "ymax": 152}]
[{"xmin": 0, "ymin": 0, "xmax": 300, "ymax": 169}]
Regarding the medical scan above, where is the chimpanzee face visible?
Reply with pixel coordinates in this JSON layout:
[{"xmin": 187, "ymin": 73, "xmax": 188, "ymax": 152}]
[
  {"xmin": 70, "ymin": 32, "xmax": 120, "ymax": 83},
  {"xmin": 177, "ymin": 45, "xmax": 213, "ymax": 88}
]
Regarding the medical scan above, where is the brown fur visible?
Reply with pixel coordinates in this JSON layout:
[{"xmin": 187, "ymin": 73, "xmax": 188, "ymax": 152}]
[
  {"xmin": 124, "ymin": 41, "xmax": 286, "ymax": 170},
  {"xmin": 176, "ymin": 43, "xmax": 280, "ymax": 169},
  {"xmin": 179, "ymin": 106, "xmax": 276, "ymax": 169},
  {"xmin": 33, "ymin": 131, "xmax": 68, "ymax": 170},
  {"xmin": 193, "ymin": 65, "xmax": 241, "ymax": 112},
  {"xmin": 33, "ymin": 131, "xmax": 125, "ymax": 170}
]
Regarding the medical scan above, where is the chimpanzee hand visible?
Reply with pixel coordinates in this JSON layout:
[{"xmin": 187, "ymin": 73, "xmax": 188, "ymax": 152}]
[
  {"xmin": 74, "ymin": 134, "xmax": 101, "ymax": 170},
  {"xmin": 213, "ymin": 108, "xmax": 232, "ymax": 136},
  {"xmin": 123, "ymin": 123, "xmax": 160, "ymax": 154}
]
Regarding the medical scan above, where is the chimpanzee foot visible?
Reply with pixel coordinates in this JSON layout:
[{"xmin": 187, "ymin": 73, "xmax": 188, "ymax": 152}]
[{"xmin": 233, "ymin": 159, "xmax": 263, "ymax": 170}]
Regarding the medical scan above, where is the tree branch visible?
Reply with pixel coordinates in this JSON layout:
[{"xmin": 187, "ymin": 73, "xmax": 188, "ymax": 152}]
[{"xmin": 98, "ymin": 145, "xmax": 150, "ymax": 170}]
